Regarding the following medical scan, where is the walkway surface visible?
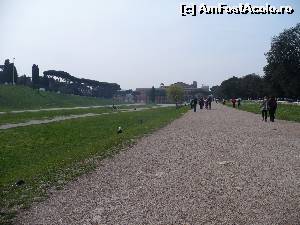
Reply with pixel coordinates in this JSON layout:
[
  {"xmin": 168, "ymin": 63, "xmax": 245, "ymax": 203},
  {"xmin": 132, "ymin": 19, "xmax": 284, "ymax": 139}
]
[{"xmin": 17, "ymin": 104, "xmax": 300, "ymax": 225}]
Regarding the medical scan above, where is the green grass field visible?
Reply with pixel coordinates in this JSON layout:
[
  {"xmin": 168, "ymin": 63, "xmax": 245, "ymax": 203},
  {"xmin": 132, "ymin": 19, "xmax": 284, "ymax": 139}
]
[
  {"xmin": 0, "ymin": 105, "xmax": 148, "ymax": 126},
  {"xmin": 0, "ymin": 106, "xmax": 187, "ymax": 224},
  {"xmin": 0, "ymin": 85, "xmax": 113, "ymax": 111},
  {"xmin": 0, "ymin": 108, "xmax": 110, "ymax": 126},
  {"xmin": 226, "ymin": 101, "xmax": 300, "ymax": 122}
]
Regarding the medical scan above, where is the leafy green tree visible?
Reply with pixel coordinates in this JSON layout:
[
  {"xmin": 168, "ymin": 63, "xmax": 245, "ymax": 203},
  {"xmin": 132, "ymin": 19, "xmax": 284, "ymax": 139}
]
[
  {"xmin": 40, "ymin": 75, "xmax": 50, "ymax": 89},
  {"xmin": 264, "ymin": 23, "xmax": 300, "ymax": 98},
  {"xmin": 218, "ymin": 76, "xmax": 241, "ymax": 99},
  {"xmin": 43, "ymin": 70, "xmax": 121, "ymax": 98},
  {"xmin": 210, "ymin": 85, "xmax": 220, "ymax": 97},
  {"xmin": 32, "ymin": 64, "xmax": 40, "ymax": 88},
  {"xmin": 3, "ymin": 59, "xmax": 10, "ymax": 83},
  {"xmin": 17, "ymin": 75, "xmax": 32, "ymax": 86},
  {"xmin": 215, "ymin": 74, "xmax": 266, "ymax": 99},
  {"xmin": 0, "ymin": 59, "xmax": 18, "ymax": 84},
  {"xmin": 167, "ymin": 84, "xmax": 184, "ymax": 103},
  {"xmin": 239, "ymin": 74, "xmax": 266, "ymax": 99},
  {"xmin": 0, "ymin": 66, "xmax": 4, "ymax": 83}
]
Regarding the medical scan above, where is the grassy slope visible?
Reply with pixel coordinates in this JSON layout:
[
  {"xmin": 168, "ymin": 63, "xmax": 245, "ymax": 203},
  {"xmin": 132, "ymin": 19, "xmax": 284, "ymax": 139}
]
[
  {"xmin": 0, "ymin": 105, "xmax": 148, "ymax": 126},
  {"xmin": 0, "ymin": 106, "xmax": 188, "ymax": 224},
  {"xmin": 226, "ymin": 101, "xmax": 300, "ymax": 122},
  {"xmin": 0, "ymin": 108, "xmax": 109, "ymax": 125},
  {"xmin": 0, "ymin": 85, "xmax": 112, "ymax": 111}
]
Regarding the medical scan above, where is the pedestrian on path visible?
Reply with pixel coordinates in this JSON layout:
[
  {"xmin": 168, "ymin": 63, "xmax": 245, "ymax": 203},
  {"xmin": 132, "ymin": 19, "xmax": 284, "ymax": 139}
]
[
  {"xmin": 261, "ymin": 96, "xmax": 269, "ymax": 122},
  {"xmin": 237, "ymin": 98, "xmax": 241, "ymax": 108},
  {"xmin": 231, "ymin": 98, "xmax": 237, "ymax": 108},
  {"xmin": 207, "ymin": 96, "xmax": 212, "ymax": 110},
  {"xmin": 193, "ymin": 97, "xmax": 197, "ymax": 112},
  {"xmin": 190, "ymin": 100, "xmax": 193, "ymax": 109},
  {"xmin": 268, "ymin": 96, "xmax": 277, "ymax": 122},
  {"xmin": 199, "ymin": 97, "xmax": 204, "ymax": 109},
  {"xmin": 205, "ymin": 98, "xmax": 209, "ymax": 109}
]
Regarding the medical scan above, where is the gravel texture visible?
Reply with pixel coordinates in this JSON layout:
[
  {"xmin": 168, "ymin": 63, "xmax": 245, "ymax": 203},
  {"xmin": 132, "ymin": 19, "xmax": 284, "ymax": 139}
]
[{"xmin": 16, "ymin": 104, "xmax": 300, "ymax": 225}]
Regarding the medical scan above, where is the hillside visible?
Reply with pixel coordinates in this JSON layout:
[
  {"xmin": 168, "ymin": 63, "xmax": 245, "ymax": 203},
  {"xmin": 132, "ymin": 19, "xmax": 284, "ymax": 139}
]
[{"xmin": 0, "ymin": 85, "xmax": 113, "ymax": 111}]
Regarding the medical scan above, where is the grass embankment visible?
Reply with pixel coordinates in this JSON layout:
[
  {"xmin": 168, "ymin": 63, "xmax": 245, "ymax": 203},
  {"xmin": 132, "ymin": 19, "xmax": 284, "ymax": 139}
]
[
  {"xmin": 226, "ymin": 101, "xmax": 300, "ymax": 122},
  {"xmin": 0, "ymin": 105, "xmax": 148, "ymax": 126},
  {"xmin": 0, "ymin": 85, "xmax": 113, "ymax": 111},
  {"xmin": 0, "ymin": 108, "xmax": 110, "ymax": 126},
  {"xmin": 0, "ymin": 106, "xmax": 188, "ymax": 224}
]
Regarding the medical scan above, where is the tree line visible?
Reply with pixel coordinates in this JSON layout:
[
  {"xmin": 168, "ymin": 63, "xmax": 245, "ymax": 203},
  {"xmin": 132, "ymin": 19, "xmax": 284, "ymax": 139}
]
[
  {"xmin": 211, "ymin": 23, "xmax": 300, "ymax": 100},
  {"xmin": 0, "ymin": 62, "xmax": 120, "ymax": 98},
  {"xmin": 0, "ymin": 59, "xmax": 18, "ymax": 84}
]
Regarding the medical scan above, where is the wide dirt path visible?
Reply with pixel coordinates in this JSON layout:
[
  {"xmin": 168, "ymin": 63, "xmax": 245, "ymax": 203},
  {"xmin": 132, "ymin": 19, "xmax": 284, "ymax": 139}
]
[{"xmin": 17, "ymin": 104, "xmax": 300, "ymax": 225}]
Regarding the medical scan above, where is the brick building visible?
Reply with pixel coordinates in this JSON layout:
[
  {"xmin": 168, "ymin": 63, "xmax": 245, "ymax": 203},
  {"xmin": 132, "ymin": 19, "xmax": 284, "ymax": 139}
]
[{"xmin": 134, "ymin": 81, "xmax": 210, "ymax": 104}]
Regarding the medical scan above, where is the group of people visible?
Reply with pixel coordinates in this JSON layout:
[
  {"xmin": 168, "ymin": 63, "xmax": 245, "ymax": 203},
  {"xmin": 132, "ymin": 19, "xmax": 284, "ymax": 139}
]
[
  {"xmin": 231, "ymin": 98, "xmax": 241, "ymax": 108},
  {"xmin": 189, "ymin": 95, "xmax": 278, "ymax": 122},
  {"xmin": 261, "ymin": 96, "xmax": 277, "ymax": 122},
  {"xmin": 190, "ymin": 96, "xmax": 213, "ymax": 112}
]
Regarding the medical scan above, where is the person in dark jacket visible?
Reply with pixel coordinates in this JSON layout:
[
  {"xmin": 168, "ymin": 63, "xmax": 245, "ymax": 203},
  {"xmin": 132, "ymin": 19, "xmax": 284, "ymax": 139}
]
[
  {"xmin": 207, "ymin": 96, "xmax": 212, "ymax": 110},
  {"xmin": 268, "ymin": 96, "xmax": 277, "ymax": 122},
  {"xmin": 190, "ymin": 99, "xmax": 193, "ymax": 109},
  {"xmin": 205, "ymin": 98, "xmax": 209, "ymax": 109},
  {"xmin": 199, "ymin": 97, "xmax": 204, "ymax": 109},
  {"xmin": 237, "ymin": 98, "xmax": 241, "ymax": 108},
  {"xmin": 193, "ymin": 97, "xmax": 197, "ymax": 112}
]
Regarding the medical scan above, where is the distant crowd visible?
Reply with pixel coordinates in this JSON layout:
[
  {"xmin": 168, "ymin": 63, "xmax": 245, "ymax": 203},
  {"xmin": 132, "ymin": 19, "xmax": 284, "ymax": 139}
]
[
  {"xmin": 229, "ymin": 96, "xmax": 277, "ymax": 122},
  {"xmin": 190, "ymin": 96, "xmax": 213, "ymax": 112},
  {"xmin": 189, "ymin": 96, "xmax": 278, "ymax": 122}
]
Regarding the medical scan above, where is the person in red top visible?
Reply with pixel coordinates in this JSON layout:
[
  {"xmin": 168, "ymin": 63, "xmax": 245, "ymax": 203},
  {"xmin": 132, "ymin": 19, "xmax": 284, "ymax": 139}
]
[{"xmin": 231, "ymin": 98, "xmax": 237, "ymax": 108}]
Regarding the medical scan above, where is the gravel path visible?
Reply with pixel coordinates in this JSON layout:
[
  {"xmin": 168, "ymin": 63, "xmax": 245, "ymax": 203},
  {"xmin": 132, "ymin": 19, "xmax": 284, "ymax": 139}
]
[{"xmin": 16, "ymin": 104, "xmax": 300, "ymax": 225}]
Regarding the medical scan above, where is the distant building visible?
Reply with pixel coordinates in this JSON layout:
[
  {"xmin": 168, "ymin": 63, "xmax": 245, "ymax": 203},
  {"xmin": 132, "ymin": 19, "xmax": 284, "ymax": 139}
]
[
  {"xmin": 135, "ymin": 88, "xmax": 150, "ymax": 103},
  {"xmin": 134, "ymin": 81, "xmax": 210, "ymax": 103},
  {"xmin": 169, "ymin": 81, "xmax": 210, "ymax": 102},
  {"xmin": 114, "ymin": 90, "xmax": 135, "ymax": 103},
  {"xmin": 173, "ymin": 81, "xmax": 198, "ymax": 89},
  {"xmin": 135, "ymin": 88, "xmax": 168, "ymax": 104},
  {"xmin": 201, "ymin": 84, "xmax": 209, "ymax": 92}
]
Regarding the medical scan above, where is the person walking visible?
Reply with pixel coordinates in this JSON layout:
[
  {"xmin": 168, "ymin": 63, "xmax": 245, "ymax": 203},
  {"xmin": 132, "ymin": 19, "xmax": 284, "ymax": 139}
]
[
  {"xmin": 207, "ymin": 96, "xmax": 212, "ymax": 110},
  {"xmin": 199, "ymin": 97, "xmax": 204, "ymax": 109},
  {"xmin": 260, "ymin": 96, "xmax": 269, "ymax": 122},
  {"xmin": 231, "ymin": 98, "xmax": 237, "ymax": 108},
  {"xmin": 190, "ymin": 99, "xmax": 194, "ymax": 109},
  {"xmin": 193, "ymin": 97, "xmax": 197, "ymax": 112},
  {"xmin": 268, "ymin": 96, "xmax": 277, "ymax": 122},
  {"xmin": 205, "ymin": 98, "xmax": 208, "ymax": 109},
  {"xmin": 237, "ymin": 98, "xmax": 241, "ymax": 108}
]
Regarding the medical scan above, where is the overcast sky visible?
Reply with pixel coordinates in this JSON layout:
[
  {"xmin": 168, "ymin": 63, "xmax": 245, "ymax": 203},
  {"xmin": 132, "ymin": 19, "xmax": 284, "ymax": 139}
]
[{"xmin": 0, "ymin": 0, "xmax": 299, "ymax": 89}]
